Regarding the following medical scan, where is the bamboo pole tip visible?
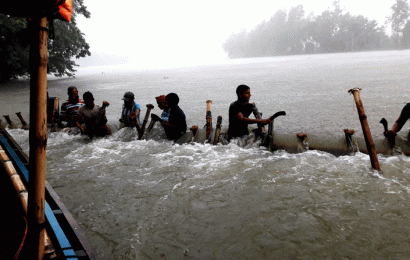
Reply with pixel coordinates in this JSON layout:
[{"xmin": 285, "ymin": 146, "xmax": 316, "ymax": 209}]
[
  {"xmin": 343, "ymin": 129, "xmax": 355, "ymax": 135},
  {"xmin": 296, "ymin": 132, "xmax": 307, "ymax": 140},
  {"xmin": 348, "ymin": 88, "xmax": 362, "ymax": 94},
  {"xmin": 206, "ymin": 100, "xmax": 212, "ymax": 104}
]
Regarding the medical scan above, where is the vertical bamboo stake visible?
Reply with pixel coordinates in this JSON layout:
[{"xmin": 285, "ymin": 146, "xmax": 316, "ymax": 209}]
[
  {"xmin": 213, "ymin": 116, "xmax": 222, "ymax": 145},
  {"xmin": 267, "ymin": 120, "xmax": 274, "ymax": 152},
  {"xmin": 206, "ymin": 100, "xmax": 212, "ymax": 140},
  {"xmin": 3, "ymin": 115, "xmax": 13, "ymax": 125},
  {"xmin": 16, "ymin": 112, "xmax": 28, "ymax": 126},
  {"xmin": 348, "ymin": 88, "xmax": 381, "ymax": 172},
  {"xmin": 27, "ymin": 16, "xmax": 48, "ymax": 259},
  {"xmin": 139, "ymin": 104, "xmax": 154, "ymax": 140}
]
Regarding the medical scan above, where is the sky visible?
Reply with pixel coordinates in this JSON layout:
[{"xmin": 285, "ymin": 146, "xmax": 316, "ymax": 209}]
[{"xmin": 76, "ymin": 0, "xmax": 396, "ymax": 68}]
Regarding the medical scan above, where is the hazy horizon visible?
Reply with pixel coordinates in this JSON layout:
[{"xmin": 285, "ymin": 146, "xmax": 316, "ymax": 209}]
[{"xmin": 76, "ymin": 0, "xmax": 397, "ymax": 69}]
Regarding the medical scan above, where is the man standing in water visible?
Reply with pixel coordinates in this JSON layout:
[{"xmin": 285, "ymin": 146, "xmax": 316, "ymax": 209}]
[
  {"xmin": 228, "ymin": 84, "xmax": 272, "ymax": 140},
  {"xmin": 119, "ymin": 91, "xmax": 142, "ymax": 130},
  {"xmin": 160, "ymin": 93, "xmax": 187, "ymax": 140},
  {"xmin": 155, "ymin": 95, "xmax": 170, "ymax": 120},
  {"xmin": 59, "ymin": 86, "xmax": 84, "ymax": 127},
  {"xmin": 77, "ymin": 91, "xmax": 109, "ymax": 137},
  {"xmin": 384, "ymin": 103, "xmax": 410, "ymax": 140}
]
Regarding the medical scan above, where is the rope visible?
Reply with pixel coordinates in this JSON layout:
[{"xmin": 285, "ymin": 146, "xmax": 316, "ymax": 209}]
[{"xmin": 14, "ymin": 216, "xmax": 28, "ymax": 260}]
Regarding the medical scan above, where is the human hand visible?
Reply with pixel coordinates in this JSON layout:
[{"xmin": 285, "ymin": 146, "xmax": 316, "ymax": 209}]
[
  {"xmin": 128, "ymin": 112, "xmax": 137, "ymax": 119},
  {"xmin": 383, "ymin": 130, "xmax": 397, "ymax": 139}
]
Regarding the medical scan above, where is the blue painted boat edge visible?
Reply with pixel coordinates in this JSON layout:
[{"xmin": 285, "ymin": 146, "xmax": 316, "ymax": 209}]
[
  {"xmin": 0, "ymin": 135, "xmax": 29, "ymax": 182},
  {"xmin": 0, "ymin": 135, "xmax": 78, "ymax": 259}
]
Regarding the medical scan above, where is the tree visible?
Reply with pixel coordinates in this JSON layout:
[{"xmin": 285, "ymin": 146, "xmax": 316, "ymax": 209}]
[
  {"xmin": 403, "ymin": 21, "xmax": 410, "ymax": 48},
  {"xmin": 386, "ymin": 0, "xmax": 410, "ymax": 48},
  {"xmin": 0, "ymin": 0, "xmax": 90, "ymax": 82},
  {"xmin": 309, "ymin": 1, "xmax": 387, "ymax": 53},
  {"xmin": 0, "ymin": 14, "xmax": 30, "ymax": 82},
  {"xmin": 222, "ymin": 1, "xmax": 389, "ymax": 58}
]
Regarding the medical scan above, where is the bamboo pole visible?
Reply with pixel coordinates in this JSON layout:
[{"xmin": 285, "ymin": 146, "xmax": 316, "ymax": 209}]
[
  {"xmin": 190, "ymin": 125, "xmax": 198, "ymax": 136},
  {"xmin": 139, "ymin": 104, "xmax": 154, "ymax": 140},
  {"xmin": 16, "ymin": 112, "xmax": 28, "ymax": 126},
  {"xmin": 3, "ymin": 115, "xmax": 13, "ymax": 126},
  {"xmin": 348, "ymin": 88, "xmax": 381, "ymax": 172},
  {"xmin": 146, "ymin": 114, "xmax": 159, "ymax": 133},
  {"xmin": 0, "ymin": 147, "xmax": 55, "ymax": 256},
  {"xmin": 27, "ymin": 15, "xmax": 48, "ymax": 259},
  {"xmin": 267, "ymin": 120, "xmax": 274, "ymax": 152},
  {"xmin": 206, "ymin": 100, "xmax": 212, "ymax": 140},
  {"xmin": 344, "ymin": 129, "xmax": 355, "ymax": 149},
  {"xmin": 213, "ymin": 116, "xmax": 222, "ymax": 145},
  {"xmin": 16, "ymin": 112, "xmax": 29, "ymax": 130}
]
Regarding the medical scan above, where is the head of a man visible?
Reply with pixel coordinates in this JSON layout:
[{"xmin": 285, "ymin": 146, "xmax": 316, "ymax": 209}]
[
  {"xmin": 67, "ymin": 86, "xmax": 79, "ymax": 103},
  {"xmin": 83, "ymin": 91, "xmax": 94, "ymax": 108},
  {"xmin": 155, "ymin": 95, "xmax": 168, "ymax": 110},
  {"xmin": 236, "ymin": 85, "xmax": 251, "ymax": 103},
  {"xmin": 122, "ymin": 91, "xmax": 135, "ymax": 107},
  {"xmin": 165, "ymin": 93, "xmax": 179, "ymax": 108}
]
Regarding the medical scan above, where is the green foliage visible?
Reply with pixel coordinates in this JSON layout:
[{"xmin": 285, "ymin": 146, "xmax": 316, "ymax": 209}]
[
  {"xmin": 0, "ymin": 14, "xmax": 30, "ymax": 82},
  {"xmin": 223, "ymin": 1, "xmax": 391, "ymax": 58},
  {"xmin": 0, "ymin": 0, "xmax": 90, "ymax": 82}
]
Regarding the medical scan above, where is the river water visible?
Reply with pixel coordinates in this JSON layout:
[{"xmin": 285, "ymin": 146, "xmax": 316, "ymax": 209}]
[{"xmin": 1, "ymin": 50, "xmax": 410, "ymax": 259}]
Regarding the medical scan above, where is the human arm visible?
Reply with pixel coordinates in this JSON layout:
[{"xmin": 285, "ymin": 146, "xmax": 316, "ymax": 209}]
[
  {"xmin": 129, "ymin": 109, "xmax": 141, "ymax": 129},
  {"xmin": 236, "ymin": 112, "xmax": 271, "ymax": 125},
  {"xmin": 76, "ymin": 112, "xmax": 86, "ymax": 134},
  {"xmin": 385, "ymin": 104, "xmax": 410, "ymax": 136}
]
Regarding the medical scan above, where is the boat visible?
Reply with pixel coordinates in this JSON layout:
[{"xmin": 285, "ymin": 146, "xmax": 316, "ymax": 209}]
[{"xmin": 0, "ymin": 125, "xmax": 99, "ymax": 259}]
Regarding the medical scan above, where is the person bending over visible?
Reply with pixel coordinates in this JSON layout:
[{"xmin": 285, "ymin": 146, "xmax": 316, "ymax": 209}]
[
  {"xmin": 161, "ymin": 93, "xmax": 187, "ymax": 140},
  {"xmin": 77, "ymin": 91, "xmax": 109, "ymax": 138},
  {"xmin": 119, "ymin": 91, "xmax": 141, "ymax": 129},
  {"xmin": 155, "ymin": 95, "xmax": 170, "ymax": 121}
]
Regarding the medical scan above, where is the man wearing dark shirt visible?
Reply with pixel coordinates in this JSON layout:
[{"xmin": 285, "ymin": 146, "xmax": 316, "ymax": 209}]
[
  {"xmin": 161, "ymin": 93, "xmax": 187, "ymax": 140},
  {"xmin": 228, "ymin": 85, "xmax": 272, "ymax": 140}
]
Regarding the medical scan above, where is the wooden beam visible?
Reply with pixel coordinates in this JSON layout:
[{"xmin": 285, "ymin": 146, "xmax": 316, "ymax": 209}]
[{"xmin": 27, "ymin": 15, "xmax": 48, "ymax": 259}]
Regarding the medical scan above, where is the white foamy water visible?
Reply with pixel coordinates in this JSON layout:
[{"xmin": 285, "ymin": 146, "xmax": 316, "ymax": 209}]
[{"xmin": 2, "ymin": 50, "xmax": 410, "ymax": 259}]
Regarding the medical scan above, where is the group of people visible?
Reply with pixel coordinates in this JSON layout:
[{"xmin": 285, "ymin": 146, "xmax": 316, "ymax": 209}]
[
  {"xmin": 57, "ymin": 86, "xmax": 188, "ymax": 140},
  {"xmin": 57, "ymin": 85, "xmax": 410, "ymax": 142}
]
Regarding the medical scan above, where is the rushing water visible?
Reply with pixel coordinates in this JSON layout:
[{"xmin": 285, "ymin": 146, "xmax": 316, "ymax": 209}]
[{"xmin": 1, "ymin": 50, "xmax": 410, "ymax": 259}]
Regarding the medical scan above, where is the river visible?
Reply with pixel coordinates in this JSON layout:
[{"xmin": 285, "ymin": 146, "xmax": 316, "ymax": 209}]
[{"xmin": 1, "ymin": 50, "xmax": 410, "ymax": 259}]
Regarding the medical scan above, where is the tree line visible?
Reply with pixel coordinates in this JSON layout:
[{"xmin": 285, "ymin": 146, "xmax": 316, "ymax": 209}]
[{"xmin": 223, "ymin": 0, "xmax": 410, "ymax": 58}]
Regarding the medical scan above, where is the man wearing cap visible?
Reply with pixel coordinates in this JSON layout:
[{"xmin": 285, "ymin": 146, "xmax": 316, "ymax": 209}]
[
  {"xmin": 77, "ymin": 91, "xmax": 109, "ymax": 137},
  {"xmin": 59, "ymin": 86, "xmax": 84, "ymax": 127},
  {"xmin": 119, "ymin": 91, "xmax": 142, "ymax": 129}
]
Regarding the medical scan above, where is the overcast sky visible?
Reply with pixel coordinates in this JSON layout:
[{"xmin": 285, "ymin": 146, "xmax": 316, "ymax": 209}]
[{"xmin": 76, "ymin": 0, "xmax": 396, "ymax": 68}]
